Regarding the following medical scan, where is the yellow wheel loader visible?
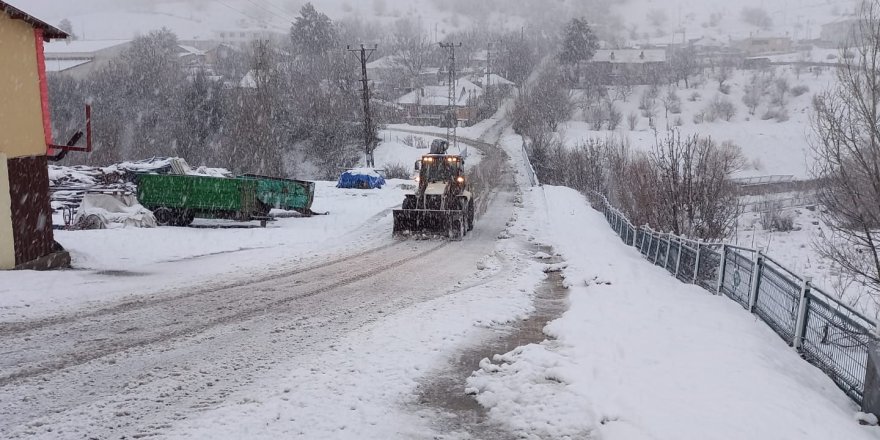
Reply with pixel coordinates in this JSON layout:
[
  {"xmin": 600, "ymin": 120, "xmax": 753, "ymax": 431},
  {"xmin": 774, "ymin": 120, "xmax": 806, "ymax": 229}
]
[{"xmin": 393, "ymin": 139, "xmax": 474, "ymax": 239}]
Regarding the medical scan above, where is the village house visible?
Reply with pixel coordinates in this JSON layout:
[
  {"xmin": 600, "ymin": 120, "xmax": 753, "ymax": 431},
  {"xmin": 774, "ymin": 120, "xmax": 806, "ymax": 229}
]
[
  {"xmin": 0, "ymin": 1, "xmax": 70, "ymax": 269},
  {"xmin": 395, "ymin": 78, "xmax": 483, "ymax": 126},
  {"xmin": 585, "ymin": 49, "xmax": 669, "ymax": 85},
  {"xmin": 733, "ymin": 35, "xmax": 793, "ymax": 56},
  {"xmin": 44, "ymin": 39, "xmax": 210, "ymax": 79},
  {"xmin": 43, "ymin": 39, "xmax": 131, "ymax": 80}
]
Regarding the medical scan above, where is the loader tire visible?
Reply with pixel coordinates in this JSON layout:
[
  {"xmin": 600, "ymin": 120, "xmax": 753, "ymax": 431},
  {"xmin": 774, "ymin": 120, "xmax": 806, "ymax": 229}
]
[
  {"xmin": 467, "ymin": 200, "xmax": 475, "ymax": 231},
  {"xmin": 402, "ymin": 195, "xmax": 416, "ymax": 210}
]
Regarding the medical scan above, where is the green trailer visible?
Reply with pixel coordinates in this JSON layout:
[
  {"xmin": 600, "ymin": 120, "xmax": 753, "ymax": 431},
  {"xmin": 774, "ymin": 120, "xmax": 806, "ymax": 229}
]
[{"xmin": 136, "ymin": 173, "xmax": 316, "ymax": 227}]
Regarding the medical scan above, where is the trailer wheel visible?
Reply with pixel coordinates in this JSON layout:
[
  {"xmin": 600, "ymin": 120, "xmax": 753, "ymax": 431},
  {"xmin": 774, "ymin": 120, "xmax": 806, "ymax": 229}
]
[
  {"xmin": 153, "ymin": 207, "xmax": 175, "ymax": 227},
  {"xmin": 174, "ymin": 210, "xmax": 195, "ymax": 227}
]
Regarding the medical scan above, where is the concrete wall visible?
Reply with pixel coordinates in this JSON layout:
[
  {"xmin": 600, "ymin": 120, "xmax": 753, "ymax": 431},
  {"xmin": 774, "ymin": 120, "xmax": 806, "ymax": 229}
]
[
  {"xmin": 0, "ymin": 14, "xmax": 47, "ymax": 159},
  {"xmin": 0, "ymin": 153, "xmax": 14, "ymax": 270}
]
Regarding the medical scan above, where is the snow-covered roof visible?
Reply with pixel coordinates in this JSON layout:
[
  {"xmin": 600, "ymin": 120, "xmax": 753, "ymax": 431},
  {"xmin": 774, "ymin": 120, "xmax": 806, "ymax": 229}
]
[
  {"xmin": 471, "ymin": 49, "xmax": 489, "ymax": 62},
  {"xmin": 691, "ymin": 36, "xmax": 724, "ymax": 48},
  {"xmin": 366, "ymin": 55, "xmax": 399, "ymax": 70},
  {"xmin": 177, "ymin": 45, "xmax": 205, "ymax": 56},
  {"xmin": 45, "ymin": 58, "xmax": 91, "ymax": 73},
  {"xmin": 44, "ymin": 39, "xmax": 131, "ymax": 55},
  {"xmin": 397, "ymin": 78, "xmax": 483, "ymax": 107},
  {"xmin": 476, "ymin": 73, "xmax": 515, "ymax": 87},
  {"xmin": 239, "ymin": 70, "xmax": 257, "ymax": 89},
  {"xmin": 592, "ymin": 49, "xmax": 667, "ymax": 63}
]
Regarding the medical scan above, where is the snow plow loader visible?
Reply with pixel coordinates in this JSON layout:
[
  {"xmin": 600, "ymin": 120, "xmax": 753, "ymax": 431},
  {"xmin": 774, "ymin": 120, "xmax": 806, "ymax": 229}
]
[{"xmin": 393, "ymin": 139, "xmax": 475, "ymax": 239}]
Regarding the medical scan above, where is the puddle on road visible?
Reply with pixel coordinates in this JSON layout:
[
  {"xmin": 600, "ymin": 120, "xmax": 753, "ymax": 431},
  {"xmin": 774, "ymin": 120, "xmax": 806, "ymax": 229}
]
[{"xmin": 414, "ymin": 248, "xmax": 569, "ymax": 440}]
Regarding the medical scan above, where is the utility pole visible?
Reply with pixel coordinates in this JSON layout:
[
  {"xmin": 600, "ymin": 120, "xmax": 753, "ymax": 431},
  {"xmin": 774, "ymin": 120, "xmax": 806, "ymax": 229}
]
[
  {"xmin": 439, "ymin": 42, "xmax": 462, "ymax": 150},
  {"xmin": 486, "ymin": 40, "xmax": 502, "ymax": 109},
  {"xmin": 347, "ymin": 44, "xmax": 378, "ymax": 167}
]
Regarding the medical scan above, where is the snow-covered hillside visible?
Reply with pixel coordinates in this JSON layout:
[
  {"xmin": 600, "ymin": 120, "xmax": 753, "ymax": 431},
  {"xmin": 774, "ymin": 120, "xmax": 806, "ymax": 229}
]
[
  {"xmin": 559, "ymin": 65, "xmax": 836, "ymax": 179},
  {"xmin": 612, "ymin": 0, "xmax": 859, "ymax": 43}
]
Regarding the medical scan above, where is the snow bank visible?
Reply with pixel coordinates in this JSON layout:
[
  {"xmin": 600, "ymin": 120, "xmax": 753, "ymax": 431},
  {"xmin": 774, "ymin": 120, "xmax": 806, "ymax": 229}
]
[{"xmin": 467, "ymin": 184, "xmax": 880, "ymax": 440}]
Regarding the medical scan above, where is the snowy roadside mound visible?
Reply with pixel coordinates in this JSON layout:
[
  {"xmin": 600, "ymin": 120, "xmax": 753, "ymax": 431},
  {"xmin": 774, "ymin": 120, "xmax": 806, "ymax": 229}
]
[
  {"xmin": 73, "ymin": 194, "xmax": 157, "ymax": 229},
  {"xmin": 467, "ymin": 185, "xmax": 880, "ymax": 440}
]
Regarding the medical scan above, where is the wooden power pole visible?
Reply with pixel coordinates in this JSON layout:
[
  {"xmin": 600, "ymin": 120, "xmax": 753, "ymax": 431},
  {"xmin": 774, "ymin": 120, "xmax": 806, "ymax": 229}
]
[{"xmin": 347, "ymin": 44, "xmax": 378, "ymax": 167}]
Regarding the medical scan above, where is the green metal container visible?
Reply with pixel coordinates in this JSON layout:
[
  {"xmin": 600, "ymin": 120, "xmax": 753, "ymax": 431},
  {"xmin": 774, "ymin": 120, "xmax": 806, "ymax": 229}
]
[
  {"xmin": 136, "ymin": 173, "xmax": 316, "ymax": 227},
  {"xmin": 239, "ymin": 174, "xmax": 315, "ymax": 213}
]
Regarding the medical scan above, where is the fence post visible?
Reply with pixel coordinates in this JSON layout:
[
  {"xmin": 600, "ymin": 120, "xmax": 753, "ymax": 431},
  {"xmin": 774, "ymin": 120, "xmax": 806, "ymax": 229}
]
[
  {"xmin": 793, "ymin": 276, "xmax": 813, "ymax": 350},
  {"xmin": 692, "ymin": 240, "xmax": 702, "ymax": 285},
  {"xmin": 663, "ymin": 235, "xmax": 671, "ymax": 269},
  {"xmin": 639, "ymin": 227, "xmax": 647, "ymax": 253},
  {"xmin": 653, "ymin": 233, "xmax": 661, "ymax": 264},
  {"xmin": 674, "ymin": 237, "xmax": 683, "ymax": 278},
  {"xmin": 748, "ymin": 248, "xmax": 765, "ymax": 313},
  {"xmin": 716, "ymin": 244, "xmax": 728, "ymax": 295}
]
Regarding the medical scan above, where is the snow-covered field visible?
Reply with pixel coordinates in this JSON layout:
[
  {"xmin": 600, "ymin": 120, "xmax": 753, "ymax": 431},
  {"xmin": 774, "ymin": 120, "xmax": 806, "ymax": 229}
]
[
  {"xmin": 617, "ymin": 0, "xmax": 857, "ymax": 43},
  {"xmin": 559, "ymin": 65, "xmax": 836, "ymax": 179},
  {"xmin": 734, "ymin": 204, "xmax": 880, "ymax": 318}
]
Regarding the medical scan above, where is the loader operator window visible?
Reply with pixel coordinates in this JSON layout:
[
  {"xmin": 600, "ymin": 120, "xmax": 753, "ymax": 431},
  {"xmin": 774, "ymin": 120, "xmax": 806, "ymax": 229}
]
[{"xmin": 423, "ymin": 159, "xmax": 460, "ymax": 182}]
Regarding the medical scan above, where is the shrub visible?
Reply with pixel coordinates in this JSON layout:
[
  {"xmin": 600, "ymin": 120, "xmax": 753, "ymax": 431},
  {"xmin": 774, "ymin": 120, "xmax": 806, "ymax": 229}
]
[
  {"xmin": 705, "ymin": 95, "xmax": 737, "ymax": 121},
  {"xmin": 791, "ymin": 85, "xmax": 810, "ymax": 97},
  {"xmin": 628, "ymin": 112, "xmax": 639, "ymax": 130},
  {"xmin": 383, "ymin": 162, "xmax": 412, "ymax": 179},
  {"xmin": 760, "ymin": 202, "xmax": 795, "ymax": 231}
]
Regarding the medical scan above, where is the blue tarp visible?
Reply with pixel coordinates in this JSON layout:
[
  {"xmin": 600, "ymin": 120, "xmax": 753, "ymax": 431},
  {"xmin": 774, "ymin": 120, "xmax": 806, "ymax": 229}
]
[{"xmin": 336, "ymin": 169, "xmax": 386, "ymax": 189}]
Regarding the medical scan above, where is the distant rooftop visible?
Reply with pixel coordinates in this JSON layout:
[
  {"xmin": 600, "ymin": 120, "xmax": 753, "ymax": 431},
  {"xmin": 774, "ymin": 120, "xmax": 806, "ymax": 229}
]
[{"xmin": 44, "ymin": 39, "xmax": 131, "ymax": 55}]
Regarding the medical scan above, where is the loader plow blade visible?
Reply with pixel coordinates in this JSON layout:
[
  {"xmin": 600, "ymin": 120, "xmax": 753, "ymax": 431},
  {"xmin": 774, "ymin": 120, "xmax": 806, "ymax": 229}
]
[{"xmin": 393, "ymin": 209, "xmax": 466, "ymax": 239}]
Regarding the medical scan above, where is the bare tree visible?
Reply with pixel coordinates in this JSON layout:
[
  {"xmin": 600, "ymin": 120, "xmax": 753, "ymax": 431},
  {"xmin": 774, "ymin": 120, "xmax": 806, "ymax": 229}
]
[
  {"xmin": 742, "ymin": 74, "xmax": 763, "ymax": 115},
  {"xmin": 390, "ymin": 18, "xmax": 435, "ymax": 90},
  {"xmin": 647, "ymin": 133, "xmax": 745, "ymax": 239},
  {"xmin": 811, "ymin": 0, "xmax": 880, "ymax": 299}
]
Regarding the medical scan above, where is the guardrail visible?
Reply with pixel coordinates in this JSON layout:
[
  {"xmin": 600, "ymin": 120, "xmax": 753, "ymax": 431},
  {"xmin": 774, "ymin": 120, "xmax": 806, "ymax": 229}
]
[
  {"xmin": 590, "ymin": 191, "xmax": 878, "ymax": 405},
  {"xmin": 732, "ymin": 175, "xmax": 795, "ymax": 186},
  {"xmin": 521, "ymin": 140, "xmax": 538, "ymax": 187}
]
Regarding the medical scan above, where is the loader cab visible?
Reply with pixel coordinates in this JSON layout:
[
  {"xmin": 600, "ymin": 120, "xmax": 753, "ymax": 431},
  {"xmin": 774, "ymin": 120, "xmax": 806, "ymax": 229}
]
[{"xmin": 417, "ymin": 155, "xmax": 466, "ymax": 184}]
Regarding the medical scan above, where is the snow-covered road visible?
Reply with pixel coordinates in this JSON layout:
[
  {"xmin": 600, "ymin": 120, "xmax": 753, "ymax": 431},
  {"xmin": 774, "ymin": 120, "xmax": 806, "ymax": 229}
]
[{"xmin": 0, "ymin": 122, "xmax": 534, "ymax": 438}]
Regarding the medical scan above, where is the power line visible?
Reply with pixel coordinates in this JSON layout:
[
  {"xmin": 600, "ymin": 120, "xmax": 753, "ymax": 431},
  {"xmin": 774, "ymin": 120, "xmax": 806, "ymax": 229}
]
[{"xmin": 213, "ymin": 0, "xmax": 268, "ymax": 23}]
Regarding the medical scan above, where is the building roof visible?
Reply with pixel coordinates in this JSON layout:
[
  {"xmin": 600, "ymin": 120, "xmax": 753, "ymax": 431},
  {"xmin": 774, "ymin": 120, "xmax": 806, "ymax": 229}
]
[
  {"xmin": 397, "ymin": 78, "xmax": 483, "ymax": 107},
  {"xmin": 43, "ymin": 39, "xmax": 131, "ymax": 56},
  {"xmin": 0, "ymin": 1, "xmax": 68, "ymax": 40},
  {"xmin": 476, "ymin": 73, "xmax": 515, "ymax": 87},
  {"xmin": 240, "ymin": 70, "xmax": 257, "ymax": 89},
  {"xmin": 592, "ymin": 49, "xmax": 667, "ymax": 63},
  {"xmin": 366, "ymin": 55, "xmax": 400, "ymax": 70},
  {"xmin": 45, "ymin": 58, "xmax": 91, "ymax": 73}
]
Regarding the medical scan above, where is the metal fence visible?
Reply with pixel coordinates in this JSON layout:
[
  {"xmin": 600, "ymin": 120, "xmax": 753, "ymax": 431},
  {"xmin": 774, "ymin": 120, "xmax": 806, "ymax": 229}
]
[{"xmin": 591, "ymin": 191, "xmax": 878, "ymax": 405}]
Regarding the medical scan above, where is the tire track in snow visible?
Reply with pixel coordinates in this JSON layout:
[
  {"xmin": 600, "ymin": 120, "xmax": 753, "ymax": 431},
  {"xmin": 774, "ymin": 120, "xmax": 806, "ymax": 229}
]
[
  {"xmin": 0, "ymin": 240, "xmax": 448, "ymax": 386},
  {"xmin": 0, "ymin": 239, "xmax": 404, "ymax": 336}
]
